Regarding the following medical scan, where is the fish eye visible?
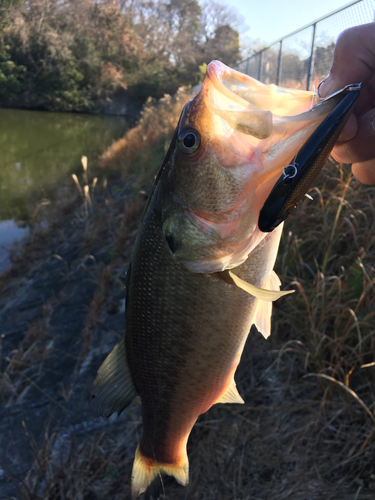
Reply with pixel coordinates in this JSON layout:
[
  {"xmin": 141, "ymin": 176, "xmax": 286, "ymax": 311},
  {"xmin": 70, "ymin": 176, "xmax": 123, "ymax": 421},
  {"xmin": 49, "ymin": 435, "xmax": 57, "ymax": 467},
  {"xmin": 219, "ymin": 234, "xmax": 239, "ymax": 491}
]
[{"xmin": 178, "ymin": 128, "xmax": 201, "ymax": 154}]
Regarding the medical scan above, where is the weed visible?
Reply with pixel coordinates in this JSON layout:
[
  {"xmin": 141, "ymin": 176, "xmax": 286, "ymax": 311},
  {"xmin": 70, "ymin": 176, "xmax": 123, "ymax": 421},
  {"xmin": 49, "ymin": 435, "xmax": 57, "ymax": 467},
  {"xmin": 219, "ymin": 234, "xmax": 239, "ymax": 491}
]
[
  {"xmin": 72, "ymin": 156, "xmax": 98, "ymax": 220},
  {"xmin": 0, "ymin": 301, "xmax": 54, "ymax": 405}
]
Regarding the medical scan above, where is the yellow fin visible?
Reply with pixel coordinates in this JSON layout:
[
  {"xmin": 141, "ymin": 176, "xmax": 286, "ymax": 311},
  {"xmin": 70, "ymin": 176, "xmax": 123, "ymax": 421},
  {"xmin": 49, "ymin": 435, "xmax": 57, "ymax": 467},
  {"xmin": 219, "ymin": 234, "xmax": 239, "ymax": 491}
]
[
  {"xmin": 253, "ymin": 271, "xmax": 281, "ymax": 339},
  {"xmin": 216, "ymin": 380, "xmax": 244, "ymax": 405},
  {"xmin": 226, "ymin": 269, "xmax": 294, "ymax": 302},
  {"xmin": 132, "ymin": 445, "xmax": 189, "ymax": 500},
  {"xmin": 91, "ymin": 336, "xmax": 137, "ymax": 418}
]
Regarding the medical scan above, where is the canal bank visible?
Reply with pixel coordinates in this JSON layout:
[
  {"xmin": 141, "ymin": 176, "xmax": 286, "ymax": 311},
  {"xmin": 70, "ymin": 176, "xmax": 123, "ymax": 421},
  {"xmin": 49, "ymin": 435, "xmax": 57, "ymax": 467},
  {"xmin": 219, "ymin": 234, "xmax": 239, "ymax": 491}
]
[
  {"xmin": 0, "ymin": 107, "xmax": 132, "ymax": 273},
  {"xmin": 0, "ymin": 171, "xmax": 144, "ymax": 498}
]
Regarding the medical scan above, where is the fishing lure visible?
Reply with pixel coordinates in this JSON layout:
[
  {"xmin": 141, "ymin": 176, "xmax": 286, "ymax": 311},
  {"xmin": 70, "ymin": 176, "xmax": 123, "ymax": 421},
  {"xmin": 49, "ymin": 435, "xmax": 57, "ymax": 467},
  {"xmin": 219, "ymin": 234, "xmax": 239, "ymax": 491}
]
[{"xmin": 258, "ymin": 83, "xmax": 362, "ymax": 233}]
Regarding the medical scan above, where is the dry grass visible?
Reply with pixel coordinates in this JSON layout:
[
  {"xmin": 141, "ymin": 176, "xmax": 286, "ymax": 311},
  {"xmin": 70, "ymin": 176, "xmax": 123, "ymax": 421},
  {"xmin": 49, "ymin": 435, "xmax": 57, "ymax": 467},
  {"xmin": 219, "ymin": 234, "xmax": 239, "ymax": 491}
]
[
  {"xmin": 79, "ymin": 264, "xmax": 115, "ymax": 368},
  {"xmin": 277, "ymin": 159, "xmax": 375, "ymax": 388},
  {"xmin": 3, "ymin": 90, "xmax": 375, "ymax": 499},
  {"xmin": 99, "ymin": 88, "xmax": 192, "ymax": 181},
  {"xmin": 0, "ymin": 301, "xmax": 54, "ymax": 405},
  {"xmin": 19, "ymin": 416, "xmax": 142, "ymax": 500}
]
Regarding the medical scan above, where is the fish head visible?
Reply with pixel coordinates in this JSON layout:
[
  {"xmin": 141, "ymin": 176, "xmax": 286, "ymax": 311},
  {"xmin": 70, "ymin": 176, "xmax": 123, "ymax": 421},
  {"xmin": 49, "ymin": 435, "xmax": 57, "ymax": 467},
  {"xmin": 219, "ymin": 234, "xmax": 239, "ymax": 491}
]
[{"xmin": 161, "ymin": 60, "xmax": 339, "ymax": 273}]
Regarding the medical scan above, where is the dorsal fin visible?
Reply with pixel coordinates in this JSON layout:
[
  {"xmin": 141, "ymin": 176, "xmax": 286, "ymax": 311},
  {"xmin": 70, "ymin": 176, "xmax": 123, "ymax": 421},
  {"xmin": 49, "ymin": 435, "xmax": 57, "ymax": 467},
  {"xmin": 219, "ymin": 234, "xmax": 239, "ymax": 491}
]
[{"xmin": 91, "ymin": 336, "xmax": 138, "ymax": 418}]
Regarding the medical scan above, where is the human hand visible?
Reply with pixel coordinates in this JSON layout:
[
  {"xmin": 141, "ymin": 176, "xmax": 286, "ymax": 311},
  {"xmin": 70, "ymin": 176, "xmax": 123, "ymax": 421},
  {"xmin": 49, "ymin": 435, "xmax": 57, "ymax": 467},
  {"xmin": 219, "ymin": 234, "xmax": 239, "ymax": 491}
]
[{"xmin": 318, "ymin": 22, "xmax": 375, "ymax": 184}]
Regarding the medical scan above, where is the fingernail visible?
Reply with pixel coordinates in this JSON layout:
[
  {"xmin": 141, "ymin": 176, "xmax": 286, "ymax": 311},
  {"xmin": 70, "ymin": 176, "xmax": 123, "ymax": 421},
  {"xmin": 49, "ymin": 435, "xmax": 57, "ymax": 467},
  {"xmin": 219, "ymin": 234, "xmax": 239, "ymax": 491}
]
[{"xmin": 318, "ymin": 74, "xmax": 336, "ymax": 98}]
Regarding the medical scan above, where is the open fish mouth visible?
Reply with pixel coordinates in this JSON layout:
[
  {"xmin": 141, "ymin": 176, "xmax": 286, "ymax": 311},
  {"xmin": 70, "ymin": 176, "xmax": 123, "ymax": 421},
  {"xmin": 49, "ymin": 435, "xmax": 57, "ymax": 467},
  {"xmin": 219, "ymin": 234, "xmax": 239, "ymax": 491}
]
[
  {"xmin": 205, "ymin": 62, "xmax": 361, "ymax": 232},
  {"xmin": 205, "ymin": 60, "xmax": 320, "ymax": 119},
  {"xmin": 169, "ymin": 61, "xmax": 361, "ymax": 273}
]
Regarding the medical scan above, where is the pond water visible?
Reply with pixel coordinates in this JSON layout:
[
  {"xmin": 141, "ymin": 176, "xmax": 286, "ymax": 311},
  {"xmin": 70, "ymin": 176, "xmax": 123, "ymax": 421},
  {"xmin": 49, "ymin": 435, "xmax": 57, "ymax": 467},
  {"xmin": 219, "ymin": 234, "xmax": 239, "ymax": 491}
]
[{"xmin": 0, "ymin": 108, "xmax": 129, "ymax": 272}]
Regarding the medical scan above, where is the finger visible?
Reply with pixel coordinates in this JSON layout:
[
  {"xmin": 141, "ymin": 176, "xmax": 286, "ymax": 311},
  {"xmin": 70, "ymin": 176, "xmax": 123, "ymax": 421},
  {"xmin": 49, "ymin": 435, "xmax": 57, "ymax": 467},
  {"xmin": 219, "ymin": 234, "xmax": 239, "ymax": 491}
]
[
  {"xmin": 352, "ymin": 72, "xmax": 375, "ymax": 116},
  {"xmin": 319, "ymin": 23, "xmax": 375, "ymax": 96},
  {"xmin": 336, "ymin": 113, "xmax": 358, "ymax": 142},
  {"xmin": 352, "ymin": 158, "xmax": 375, "ymax": 185},
  {"xmin": 331, "ymin": 108, "xmax": 375, "ymax": 164}
]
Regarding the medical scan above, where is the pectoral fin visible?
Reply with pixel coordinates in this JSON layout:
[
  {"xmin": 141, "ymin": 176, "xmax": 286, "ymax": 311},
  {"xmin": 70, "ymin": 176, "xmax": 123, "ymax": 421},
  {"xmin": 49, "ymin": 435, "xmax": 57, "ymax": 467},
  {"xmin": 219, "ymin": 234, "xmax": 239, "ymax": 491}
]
[
  {"xmin": 91, "ymin": 336, "xmax": 138, "ymax": 418},
  {"xmin": 222, "ymin": 269, "xmax": 294, "ymax": 302},
  {"xmin": 216, "ymin": 379, "xmax": 244, "ymax": 405}
]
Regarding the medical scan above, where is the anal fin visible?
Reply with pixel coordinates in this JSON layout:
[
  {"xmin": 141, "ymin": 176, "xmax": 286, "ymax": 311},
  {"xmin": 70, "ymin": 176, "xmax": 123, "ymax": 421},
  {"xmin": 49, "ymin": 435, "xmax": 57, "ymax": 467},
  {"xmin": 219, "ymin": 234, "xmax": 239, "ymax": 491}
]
[
  {"xmin": 91, "ymin": 336, "xmax": 137, "ymax": 418},
  {"xmin": 216, "ymin": 379, "xmax": 244, "ymax": 405}
]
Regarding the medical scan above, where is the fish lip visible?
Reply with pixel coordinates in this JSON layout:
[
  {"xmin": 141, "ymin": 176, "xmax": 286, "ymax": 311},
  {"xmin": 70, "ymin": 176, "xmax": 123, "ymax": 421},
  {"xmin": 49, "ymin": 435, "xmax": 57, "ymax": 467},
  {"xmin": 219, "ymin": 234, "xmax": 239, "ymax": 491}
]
[
  {"xmin": 205, "ymin": 60, "xmax": 318, "ymax": 117},
  {"xmin": 205, "ymin": 60, "xmax": 251, "ymax": 108},
  {"xmin": 203, "ymin": 61, "xmax": 340, "ymax": 146}
]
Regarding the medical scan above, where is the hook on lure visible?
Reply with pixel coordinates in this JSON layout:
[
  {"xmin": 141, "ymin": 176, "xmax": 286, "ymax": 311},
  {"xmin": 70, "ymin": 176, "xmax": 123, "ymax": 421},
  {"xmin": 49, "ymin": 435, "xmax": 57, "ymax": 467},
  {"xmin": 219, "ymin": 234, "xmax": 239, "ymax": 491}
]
[{"xmin": 258, "ymin": 82, "xmax": 362, "ymax": 233}]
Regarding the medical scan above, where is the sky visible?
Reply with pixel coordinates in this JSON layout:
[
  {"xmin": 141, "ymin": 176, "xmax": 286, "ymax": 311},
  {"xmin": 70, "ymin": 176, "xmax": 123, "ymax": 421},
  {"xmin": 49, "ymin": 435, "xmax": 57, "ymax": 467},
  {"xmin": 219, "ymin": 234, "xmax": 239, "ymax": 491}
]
[{"xmin": 221, "ymin": 0, "xmax": 365, "ymax": 46}]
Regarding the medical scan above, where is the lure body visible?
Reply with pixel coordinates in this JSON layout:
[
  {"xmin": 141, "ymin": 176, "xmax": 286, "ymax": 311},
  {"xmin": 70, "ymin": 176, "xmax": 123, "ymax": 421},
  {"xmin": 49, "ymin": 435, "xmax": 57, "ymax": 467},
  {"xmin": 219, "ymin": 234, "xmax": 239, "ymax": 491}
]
[{"xmin": 258, "ymin": 83, "xmax": 362, "ymax": 232}]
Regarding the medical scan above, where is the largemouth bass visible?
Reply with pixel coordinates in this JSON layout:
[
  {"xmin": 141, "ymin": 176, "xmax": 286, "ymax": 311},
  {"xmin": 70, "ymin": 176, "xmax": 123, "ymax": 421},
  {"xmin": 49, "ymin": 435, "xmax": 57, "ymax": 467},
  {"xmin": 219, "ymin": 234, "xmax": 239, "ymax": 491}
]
[{"xmin": 92, "ymin": 61, "xmax": 357, "ymax": 499}]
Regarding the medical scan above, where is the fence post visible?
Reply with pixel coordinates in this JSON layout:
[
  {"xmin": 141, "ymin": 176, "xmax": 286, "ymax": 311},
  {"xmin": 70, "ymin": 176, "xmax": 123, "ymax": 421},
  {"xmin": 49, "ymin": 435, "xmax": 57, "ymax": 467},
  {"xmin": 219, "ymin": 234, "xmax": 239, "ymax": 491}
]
[
  {"xmin": 306, "ymin": 22, "xmax": 317, "ymax": 90},
  {"xmin": 234, "ymin": 0, "xmax": 369, "ymax": 87},
  {"xmin": 258, "ymin": 50, "xmax": 263, "ymax": 81},
  {"xmin": 276, "ymin": 40, "xmax": 282, "ymax": 85}
]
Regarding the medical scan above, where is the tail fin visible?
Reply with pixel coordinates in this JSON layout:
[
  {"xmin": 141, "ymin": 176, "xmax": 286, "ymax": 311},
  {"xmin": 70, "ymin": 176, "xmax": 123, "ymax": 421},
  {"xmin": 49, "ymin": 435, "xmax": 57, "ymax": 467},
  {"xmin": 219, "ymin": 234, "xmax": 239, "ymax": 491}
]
[{"xmin": 131, "ymin": 445, "xmax": 189, "ymax": 499}]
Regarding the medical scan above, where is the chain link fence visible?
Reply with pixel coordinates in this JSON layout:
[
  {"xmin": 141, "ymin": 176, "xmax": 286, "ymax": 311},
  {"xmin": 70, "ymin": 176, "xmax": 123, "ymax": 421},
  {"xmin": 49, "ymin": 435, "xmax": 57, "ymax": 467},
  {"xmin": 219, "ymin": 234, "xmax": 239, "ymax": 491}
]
[{"xmin": 234, "ymin": 0, "xmax": 375, "ymax": 90}]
